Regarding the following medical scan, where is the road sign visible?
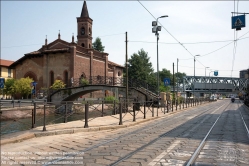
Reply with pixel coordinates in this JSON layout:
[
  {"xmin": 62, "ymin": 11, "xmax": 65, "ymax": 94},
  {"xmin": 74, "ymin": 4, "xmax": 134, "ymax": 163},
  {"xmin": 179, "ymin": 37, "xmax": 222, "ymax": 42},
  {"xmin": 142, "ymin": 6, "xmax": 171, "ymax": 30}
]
[
  {"xmin": 232, "ymin": 15, "xmax": 246, "ymax": 30},
  {"xmin": 214, "ymin": 71, "xmax": 218, "ymax": 76},
  {"xmin": 163, "ymin": 78, "xmax": 170, "ymax": 86},
  {"xmin": 32, "ymin": 82, "xmax": 37, "ymax": 87},
  {"xmin": 0, "ymin": 78, "xmax": 5, "ymax": 89}
]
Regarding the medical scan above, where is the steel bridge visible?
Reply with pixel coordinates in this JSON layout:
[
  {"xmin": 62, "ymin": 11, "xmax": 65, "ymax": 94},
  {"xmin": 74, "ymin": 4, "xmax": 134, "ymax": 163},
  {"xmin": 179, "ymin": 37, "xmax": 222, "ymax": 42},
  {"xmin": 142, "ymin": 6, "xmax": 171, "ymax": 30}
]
[{"xmin": 182, "ymin": 76, "xmax": 248, "ymax": 93}]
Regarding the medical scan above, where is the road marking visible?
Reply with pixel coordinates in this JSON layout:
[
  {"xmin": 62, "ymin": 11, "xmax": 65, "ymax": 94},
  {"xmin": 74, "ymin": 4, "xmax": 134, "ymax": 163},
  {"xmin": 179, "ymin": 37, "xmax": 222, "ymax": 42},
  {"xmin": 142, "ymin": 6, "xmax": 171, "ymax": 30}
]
[{"xmin": 148, "ymin": 140, "xmax": 181, "ymax": 166}]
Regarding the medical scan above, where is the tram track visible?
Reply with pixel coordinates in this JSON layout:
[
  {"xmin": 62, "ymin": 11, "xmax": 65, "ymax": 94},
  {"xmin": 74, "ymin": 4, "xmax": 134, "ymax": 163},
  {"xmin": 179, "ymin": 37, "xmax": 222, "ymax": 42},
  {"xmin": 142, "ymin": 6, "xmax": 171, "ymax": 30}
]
[
  {"xmin": 238, "ymin": 101, "xmax": 249, "ymax": 138},
  {"xmin": 43, "ymin": 101, "xmax": 221, "ymax": 166},
  {"xmin": 186, "ymin": 101, "xmax": 249, "ymax": 166}
]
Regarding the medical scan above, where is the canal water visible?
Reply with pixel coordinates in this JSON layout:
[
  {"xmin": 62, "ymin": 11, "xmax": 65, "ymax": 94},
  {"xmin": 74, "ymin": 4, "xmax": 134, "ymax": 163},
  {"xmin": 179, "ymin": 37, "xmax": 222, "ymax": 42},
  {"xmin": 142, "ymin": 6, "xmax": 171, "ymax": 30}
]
[{"xmin": 1, "ymin": 110, "xmax": 114, "ymax": 135}]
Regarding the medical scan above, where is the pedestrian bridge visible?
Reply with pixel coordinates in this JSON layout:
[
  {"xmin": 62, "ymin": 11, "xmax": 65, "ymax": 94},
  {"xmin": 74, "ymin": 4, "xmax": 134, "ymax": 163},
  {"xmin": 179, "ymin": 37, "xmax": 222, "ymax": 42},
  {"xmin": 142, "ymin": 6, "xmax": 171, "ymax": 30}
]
[{"xmin": 49, "ymin": 85, "xmax": 158, "ymax": 103}]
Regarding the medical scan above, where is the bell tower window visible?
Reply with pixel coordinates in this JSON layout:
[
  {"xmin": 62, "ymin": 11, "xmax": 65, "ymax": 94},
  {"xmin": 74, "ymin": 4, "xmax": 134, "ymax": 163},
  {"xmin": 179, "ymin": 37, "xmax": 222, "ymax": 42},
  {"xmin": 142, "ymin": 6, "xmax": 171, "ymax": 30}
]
[
  {"xmin": 81, "ymin": 43, "xmax": 85, "ymax": 47},
  {"xmin": 89, "ymin": 28, "xmax": 91, "ymax": 36},
  {"xmin": 81, "ymin": 27, "xmax": 85, "ymax": 35}
]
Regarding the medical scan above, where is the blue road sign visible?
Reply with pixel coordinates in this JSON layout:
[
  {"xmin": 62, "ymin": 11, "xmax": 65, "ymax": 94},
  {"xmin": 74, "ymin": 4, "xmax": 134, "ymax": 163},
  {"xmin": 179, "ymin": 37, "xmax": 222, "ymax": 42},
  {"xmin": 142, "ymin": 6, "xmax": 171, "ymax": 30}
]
[
  {"xmin": 32, "ymin": 82, "xmax": 37, "ymax": 86},
  {"xmin": 232, "ymin": 15, "xmax": 246, "ymax": 29},
  {"xmin": 0, "ymin": 78, "xmax": 5, "ymax": 89},
  {"xmin": 163, "ymin": 78, "xmax": 170, "ymax": 86},
  {"xmin": 214, "ymin": 71, "xmax": 218, "ymax": 76}
]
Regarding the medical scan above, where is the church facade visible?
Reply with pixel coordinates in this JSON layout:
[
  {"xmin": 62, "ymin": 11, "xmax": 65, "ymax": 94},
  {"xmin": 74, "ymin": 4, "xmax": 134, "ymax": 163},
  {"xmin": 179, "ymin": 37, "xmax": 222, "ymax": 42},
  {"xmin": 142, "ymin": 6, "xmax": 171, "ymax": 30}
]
[{"xmin": 10, "ymin": 1, "xmax": 124, "ymax": 93}]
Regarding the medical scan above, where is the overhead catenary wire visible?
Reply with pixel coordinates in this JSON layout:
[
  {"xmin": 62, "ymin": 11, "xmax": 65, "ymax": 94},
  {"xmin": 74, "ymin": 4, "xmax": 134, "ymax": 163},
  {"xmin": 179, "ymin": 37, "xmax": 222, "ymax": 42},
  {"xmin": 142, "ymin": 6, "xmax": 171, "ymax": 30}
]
[
  {"xmin": 129, "ymin": 37, "xmax": 249, "ymax": 45},
  {"xmin": 138, "ymin": 0, "xmax": 248, "ymax": 75},
  {"xmin": 137, "ymin": 0, "xmax": 208, "ymax": 69}
]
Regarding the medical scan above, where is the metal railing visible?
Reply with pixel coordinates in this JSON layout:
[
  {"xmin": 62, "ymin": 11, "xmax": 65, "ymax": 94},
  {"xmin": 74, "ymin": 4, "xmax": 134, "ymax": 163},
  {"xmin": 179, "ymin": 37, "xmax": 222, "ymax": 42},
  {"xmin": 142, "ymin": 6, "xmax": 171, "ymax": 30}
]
[{"xmin": 0, "ymin": 98, "xmax": 210, "ymax": 135}]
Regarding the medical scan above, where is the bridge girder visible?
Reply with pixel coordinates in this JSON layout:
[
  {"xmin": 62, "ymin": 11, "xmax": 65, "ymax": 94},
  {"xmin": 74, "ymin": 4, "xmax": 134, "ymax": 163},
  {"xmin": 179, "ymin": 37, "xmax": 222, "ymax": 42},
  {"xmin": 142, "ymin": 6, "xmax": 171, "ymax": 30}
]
[{"xmin": 182, "ymin": 76, "xmax": 248, "ymax": 93}]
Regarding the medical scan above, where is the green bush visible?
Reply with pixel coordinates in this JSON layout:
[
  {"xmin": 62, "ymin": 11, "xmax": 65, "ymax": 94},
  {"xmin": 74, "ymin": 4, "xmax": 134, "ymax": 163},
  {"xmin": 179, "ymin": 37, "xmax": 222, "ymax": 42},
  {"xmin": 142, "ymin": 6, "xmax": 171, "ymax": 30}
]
[
  {"xmin": 80, "ymin": 78, "xmax": 89, "ymax": 86},
  {"xmin": 50, "ymin": 80, "xmax": 66, "ymax": 89},
  {"xmin": 104, "ymin": 96, "xmax": 119, "ymax": 103}
]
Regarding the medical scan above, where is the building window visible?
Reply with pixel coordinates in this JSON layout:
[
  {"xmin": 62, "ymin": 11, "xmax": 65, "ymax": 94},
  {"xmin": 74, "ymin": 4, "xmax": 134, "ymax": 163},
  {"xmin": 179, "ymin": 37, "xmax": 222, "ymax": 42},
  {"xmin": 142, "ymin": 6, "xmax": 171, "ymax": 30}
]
[
  {"xmin": 0, "ymin": 67, "xmax": 2, "ymax": 77},
  {"xmin": 50, "ymin": 71, "xmax": 54, "ymax": 86},
  {"xmin": 81, "ymin": 43, "xmax": 85, "ymax": 47},
  {"xmin": 118, "ymin": 71, "xmax": 121, "ymax": 76},
  {"xmin": 8, "ymin": 68, "xmax": 11, "ymax": 77},
  {"xmin": 89, "ymin": 44, "xmax": 91, "ymax": 48},
  {"xmin": 64, "ymin": 71, "xmax": 68, "ymax": 87}
]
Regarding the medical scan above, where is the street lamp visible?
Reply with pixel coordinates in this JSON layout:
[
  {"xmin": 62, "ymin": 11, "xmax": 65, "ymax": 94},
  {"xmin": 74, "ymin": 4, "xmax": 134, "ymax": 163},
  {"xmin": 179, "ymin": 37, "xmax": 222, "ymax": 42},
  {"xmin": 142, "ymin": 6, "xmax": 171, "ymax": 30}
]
[
  {"xmin": 193, "ymin": 55, "xmax": 200, "ymax": 98},
  {"xmin": 152, "ymin": 15, "xmax": 168, "ymax": 106},
  {"xmin": 205, "ymin": 67, "xmax": 209, "ymax": 97}
]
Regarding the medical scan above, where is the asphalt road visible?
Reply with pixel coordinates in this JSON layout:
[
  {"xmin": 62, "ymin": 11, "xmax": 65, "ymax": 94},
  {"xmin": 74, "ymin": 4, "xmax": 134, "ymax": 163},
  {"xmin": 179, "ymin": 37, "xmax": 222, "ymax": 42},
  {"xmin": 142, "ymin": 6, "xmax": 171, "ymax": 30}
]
[{"xmin": 1, "ymin": 99, "xmax": 249, "ymax": 166}]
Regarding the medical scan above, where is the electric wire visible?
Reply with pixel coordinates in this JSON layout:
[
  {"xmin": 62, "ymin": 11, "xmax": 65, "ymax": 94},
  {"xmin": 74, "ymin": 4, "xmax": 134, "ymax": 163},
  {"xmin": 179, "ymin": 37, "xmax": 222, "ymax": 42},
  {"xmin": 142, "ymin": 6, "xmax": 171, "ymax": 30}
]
[
  {"xmin": 93, "ymin": 32, "xmax": 125, "ymax": 38},
  {"xmin": 129, "ymin": 37, "xmax": 249, "ymax": 45},
  {"xmin": 138, "ymin": 0, "xmax": 248, "ymax": 75},
  {"xmin": 137, "ymin": 0, "xmax": 209, "ymax": 69}
]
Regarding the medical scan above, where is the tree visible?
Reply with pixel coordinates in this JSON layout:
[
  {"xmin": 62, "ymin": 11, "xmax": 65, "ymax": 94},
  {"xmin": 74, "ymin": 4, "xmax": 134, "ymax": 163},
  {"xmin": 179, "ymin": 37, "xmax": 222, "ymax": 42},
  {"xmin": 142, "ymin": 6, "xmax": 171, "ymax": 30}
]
[
  {"xmin": 159, "ymin": 68, "xmax": 172, "ymax": 83},
  {"xmin": 50, "ymin": 80, "xmax": 66, "ymax": 89},
  {"xmin": 126, "ymin": 49, "xmax": 156, "ymax": 85},
  {"xmin": 92, "ymin": 37, "xmax": 105, "ymax": 52},
  {"xmin": 175, "ymin": 72, "xmax": 187, "ymax": 84},
  {"xmin": 12, "ymin": 77, "xmax": 33, "ymax": 98},
  {"xmin": 3, "ymin": 78, "xmax": 15, "ymax": 98}
]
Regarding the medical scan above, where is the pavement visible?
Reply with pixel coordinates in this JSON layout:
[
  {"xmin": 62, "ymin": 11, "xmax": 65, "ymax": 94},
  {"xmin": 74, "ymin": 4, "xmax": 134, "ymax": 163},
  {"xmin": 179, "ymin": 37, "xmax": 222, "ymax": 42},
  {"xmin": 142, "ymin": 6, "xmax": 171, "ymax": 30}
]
[{"xmin": 1, "ymin": 101, "xmax": 210, "ymax": 146}]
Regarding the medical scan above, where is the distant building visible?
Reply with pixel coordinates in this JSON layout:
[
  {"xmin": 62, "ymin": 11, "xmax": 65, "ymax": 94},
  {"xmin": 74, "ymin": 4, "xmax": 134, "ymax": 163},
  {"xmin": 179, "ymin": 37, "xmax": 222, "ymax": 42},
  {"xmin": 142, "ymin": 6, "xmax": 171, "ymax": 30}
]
[
  {"xmin": 9, "ymin": 1, "xmax": 124, "ymax": 94},
  {"xmin": 0, "ymin": 59, "xmax": 14, "ymax": 98},
  {"xmin": 0, "ymin": 59, "xmax": 14, "ymax": 80},
  {"xmin": 239, "ymin": 69, "xmax": 249, "ymax": 79}
]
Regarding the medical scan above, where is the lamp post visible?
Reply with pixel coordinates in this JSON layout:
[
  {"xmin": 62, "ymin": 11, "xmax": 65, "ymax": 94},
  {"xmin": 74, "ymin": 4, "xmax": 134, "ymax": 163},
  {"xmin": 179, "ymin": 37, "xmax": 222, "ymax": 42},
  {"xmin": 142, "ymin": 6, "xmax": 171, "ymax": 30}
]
[
  {"xmin": 209, "ymin": 70, "xmax": 213, "ymax": 98},
  {"xmin": 193, "ymin": 55, "xmax": 200, "ymax": 98},
  {"xmin": 205, "ymin": 67, "xmax": 209, "ymax": 97},
  {"xmin": 152, "ymin": 15, "xmax": 168, "ymax": 106}
]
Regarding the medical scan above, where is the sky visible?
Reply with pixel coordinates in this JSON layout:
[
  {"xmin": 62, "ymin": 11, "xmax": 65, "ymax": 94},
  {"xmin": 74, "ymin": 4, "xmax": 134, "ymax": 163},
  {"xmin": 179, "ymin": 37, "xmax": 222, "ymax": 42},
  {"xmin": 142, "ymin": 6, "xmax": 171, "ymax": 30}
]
[{"xmin": 1, "ymin": 1, "xmax": 249, "ymax": 78}]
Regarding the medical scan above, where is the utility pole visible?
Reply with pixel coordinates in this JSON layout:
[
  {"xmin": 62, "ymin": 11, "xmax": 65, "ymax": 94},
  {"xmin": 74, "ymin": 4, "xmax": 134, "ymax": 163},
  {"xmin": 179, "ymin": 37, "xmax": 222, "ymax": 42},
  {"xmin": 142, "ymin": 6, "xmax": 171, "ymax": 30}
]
[
  {"xmin": 173, "ymin": 63, "xmax": 175, "ymax": 105},
  {"xmin": 126, "ymin": 32, "xmax": 128, "ymax": 102},
  {"xmin": 177, "ymin": 58, "xmax": 179, "ymax": 98}
]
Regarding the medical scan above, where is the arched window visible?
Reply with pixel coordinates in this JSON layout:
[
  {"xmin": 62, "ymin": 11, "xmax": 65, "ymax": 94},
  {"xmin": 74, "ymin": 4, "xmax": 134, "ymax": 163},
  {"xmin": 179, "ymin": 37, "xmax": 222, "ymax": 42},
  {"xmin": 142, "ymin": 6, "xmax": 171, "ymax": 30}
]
[
  {"xmin": 50, "ymin": 71, "xmax": 54, "ymax": 86},
  {"xmin": 118, "ymin": 71, "xmax": 121, "ymax": 76},
  {"xmin": 89, "ymin": 27, "xmax": 91, "ymax": 36},
  {"xmin": 81, "ymin": 27, "xmax": 85, "ymax": 35},
  {"xmin": 80, "ymin": 72, "xmax": 86, "ymax": 79},
  {"xmin": 64, "ymin": 71, "xmax": 68, "ymax": 87},
  {"xmin": 81, "ymin": 43, "xmax": 85, "ymax": 47},
  {"xmin": 89, "ymin": 44, "xmax": 91, "ymax": 48}
]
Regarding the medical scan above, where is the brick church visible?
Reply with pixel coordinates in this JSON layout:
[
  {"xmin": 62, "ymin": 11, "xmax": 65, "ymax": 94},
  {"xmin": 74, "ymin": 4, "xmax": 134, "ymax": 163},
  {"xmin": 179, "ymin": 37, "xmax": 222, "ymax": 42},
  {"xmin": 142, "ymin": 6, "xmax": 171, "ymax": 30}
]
[{"xmin": 9, "ymin": 1, "xmax": 124, "ymax": 93}]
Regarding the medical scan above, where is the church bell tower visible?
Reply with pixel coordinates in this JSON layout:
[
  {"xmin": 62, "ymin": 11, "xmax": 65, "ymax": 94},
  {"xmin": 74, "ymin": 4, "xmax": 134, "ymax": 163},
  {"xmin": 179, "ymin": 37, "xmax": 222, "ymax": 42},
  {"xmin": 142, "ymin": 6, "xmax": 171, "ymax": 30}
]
[{"xmin": 77, "ymin": 1, "xmax": 93, "ymax": 49}]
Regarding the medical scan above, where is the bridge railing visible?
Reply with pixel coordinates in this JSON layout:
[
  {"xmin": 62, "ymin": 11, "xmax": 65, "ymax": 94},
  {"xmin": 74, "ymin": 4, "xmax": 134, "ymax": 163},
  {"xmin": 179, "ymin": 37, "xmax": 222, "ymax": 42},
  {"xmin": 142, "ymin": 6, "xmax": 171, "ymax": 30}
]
[
  {"xmin": 39, "ymin": 76, "xmax": 158, "ymax": 101},
  {"xmin": 71, "ymin": 76, "xmax": 125, "ymax": 87}
]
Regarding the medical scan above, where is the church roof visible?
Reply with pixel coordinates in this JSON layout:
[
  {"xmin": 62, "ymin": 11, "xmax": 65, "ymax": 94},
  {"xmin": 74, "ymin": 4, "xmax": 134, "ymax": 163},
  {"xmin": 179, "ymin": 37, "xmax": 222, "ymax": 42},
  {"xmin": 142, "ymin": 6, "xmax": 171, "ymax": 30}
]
[
  {"xmin": 81, "ymin": 1, "xmax": 89, "ymax": 18},
  {"xmin": 108, "ymin": 61, "xmax": 124, "ymax": 69}
]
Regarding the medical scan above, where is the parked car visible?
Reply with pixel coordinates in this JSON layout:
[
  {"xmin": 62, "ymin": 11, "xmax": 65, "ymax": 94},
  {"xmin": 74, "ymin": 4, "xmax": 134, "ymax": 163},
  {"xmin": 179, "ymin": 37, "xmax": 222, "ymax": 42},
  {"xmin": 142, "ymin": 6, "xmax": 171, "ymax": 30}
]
[{"xmin": 210, "ymin": 96, "xmax": 217, "ymax": 101}]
